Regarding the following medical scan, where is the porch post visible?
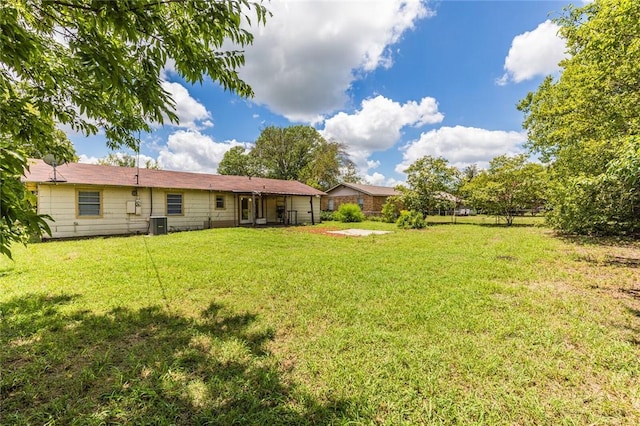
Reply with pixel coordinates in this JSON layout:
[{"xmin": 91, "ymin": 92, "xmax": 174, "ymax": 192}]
[{"xmin": 252, "ymin": 192, "xmax": 256, "ymax": 226}]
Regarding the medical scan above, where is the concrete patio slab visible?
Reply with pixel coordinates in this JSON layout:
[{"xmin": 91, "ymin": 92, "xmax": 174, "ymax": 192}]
[{"xmin": 326, "ymin": 229, "xmax": 392, "ymax": 237}]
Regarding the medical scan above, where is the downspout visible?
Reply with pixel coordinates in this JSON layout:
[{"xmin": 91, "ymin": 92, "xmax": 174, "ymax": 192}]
[
  {"xmin": 310, "ymin": 196, "xmax": 315, "ymax": 225},
  {"xmin": 208, "ymin": 185, "xmax": 212, "ymax": 229},
  {"xmin": 146, "ymin": 187, "xmax": 154, "ymax": 234}
]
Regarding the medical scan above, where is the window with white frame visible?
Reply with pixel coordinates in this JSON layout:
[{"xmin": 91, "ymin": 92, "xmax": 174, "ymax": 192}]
[
  {"xmin": 166, "ymin": 193, "xmax": 183, "ymax": 215},
  {"xmin": 77, "ymin": 190, "xmax": 101, "ymax": 217}
]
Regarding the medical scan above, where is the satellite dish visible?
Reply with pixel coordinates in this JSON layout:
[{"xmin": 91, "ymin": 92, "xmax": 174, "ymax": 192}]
[
  {"xmin": 42, "ymin": 154, "xmax": 67, "ymax": 182},
  {"xmin": 42, "ymin": 154, "xmax": 66, "ymax": 167}
]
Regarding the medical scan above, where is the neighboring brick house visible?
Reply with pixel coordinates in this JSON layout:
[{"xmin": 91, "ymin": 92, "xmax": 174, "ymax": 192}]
[{"xmin": 321, "ymin": 183, "xmax": 400, "ymax": 216}]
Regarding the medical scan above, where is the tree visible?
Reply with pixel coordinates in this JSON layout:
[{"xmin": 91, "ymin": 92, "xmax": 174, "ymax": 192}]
[
  {"xmin": 0, "ymin": 0, "xmax": 268, "ymax": 257},
  {"xmin": 340, "ymin": 162, "xmax": 363, "ymax": 184},
  {"xmin": 300, "ymin": 140, "xmax": 357, "ymax": 190},
  {"xmin": 462, "ymin": 155, "xmax": 547, "ymax": 226},
  {"xmin": 227, "ymin": 125, "xmax": 357, "ymax": 191},
  {"xmin": 545, "ymin": 137, "xmax": 640, "ymax": 234},
  {"xmin": 0, "ymin": 146, "xmax": 50, "ymax": 259},
  {"xmin": 98, "ymin": 153, "xmax": 136, "ymax": 168},
  {"xmin": 97, "ymin": 153, "xmax": 159, "ymax": 169},
  {"xmin": 218, "ymin": 146, "xmax": 259, "ymax": 176},
  {"xmin": 518, "ymin": 0, "xmax": 640, "ymax": 234},
  {"xmin": 399, "ymin": 155, "xmax": 460, "ymax": 218},
  {"xmin": 251, "ymin": 126, "xmax": 324, "ymax": 181},
  {"xmin": 23, "ymin": 130, "xmax": 78, "ymax": 162},
  {"xmin": 462, "ymin": 163, "xmax": 479, "ymax": 183}
]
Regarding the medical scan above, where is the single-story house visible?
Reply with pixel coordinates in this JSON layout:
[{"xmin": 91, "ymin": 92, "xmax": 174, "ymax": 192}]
[
  {"xmin": 23, "ymin": 159, "xmax": 325, "ymax": 239},
  {"xmin": 321, "ymin": 182, "xmax": 400, "ymax": 216}
]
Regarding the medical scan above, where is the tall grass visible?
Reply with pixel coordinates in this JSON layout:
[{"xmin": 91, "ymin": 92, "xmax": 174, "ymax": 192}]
[{"xmin": 1, "ymin": 222, "xmax": 638, "ymax": 424}]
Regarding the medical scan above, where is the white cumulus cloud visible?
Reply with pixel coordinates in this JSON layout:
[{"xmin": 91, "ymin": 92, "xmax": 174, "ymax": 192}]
[
  {"xmin": 161, "ymin": 82, "xmax": 212, "ymax": 130},
  {"xmin": 365, "ymin": 172, "xmax": 404, "ymax": 187},
  {"xmin": 497, "ymin": 20, "xmax": 567, "ymax": 85},
  {"xmin": 322, "ymin": 95, "xmax": 444, "ymax": 169},
  {"xmin": 396, "ymin": 126, "xmax": 527, "ymax": 173},
  {"xmin": 157, "ymin": 130, "xmax": 248, "ymax": 173},
  {"xmin": 240, "ymin": 0, "xmax": 433, "ymax": 122}
]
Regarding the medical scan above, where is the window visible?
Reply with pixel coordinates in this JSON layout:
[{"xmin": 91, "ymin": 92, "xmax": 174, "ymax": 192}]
[
  {"xmin": 167, "ymin": 193, "xmax": 183, "ymax": 215},
  {"xmin": 328, "ymin": 199, "xmax": 334, "ymax": 211},
  {"xmin": 77, "ymin": 190, "xmax": 101, "ymax": 217},
  {"xmin": 215, "ymin": 195, "xmax": 225, "ymax": 209},
  {"xmin": 358, "ymin": 197, "xmax": 364, "ymax": 211}
]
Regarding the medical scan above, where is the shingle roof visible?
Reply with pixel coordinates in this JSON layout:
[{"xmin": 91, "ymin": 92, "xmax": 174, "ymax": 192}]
[
  {"xmin": 326, "ymin": 182, "xmax": 400, "ymax": 197},
  {"xmin": 23, "ymin": 159, "xmax": 325, "ymax": 196}
]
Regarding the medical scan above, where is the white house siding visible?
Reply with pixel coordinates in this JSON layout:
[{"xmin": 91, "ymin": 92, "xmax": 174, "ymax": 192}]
[
  {"xmin": 139, "ymin": 188, "xmax": 238, "ymax": 232},
  {"xmin": 38, "ymin": 184, "xmax": 152, "ymax": 239},
  {"xmin": 210, "ymin": 193, "xmax": 236, "ymax": 228},
  {"xmin": 157, "ymin": 189, "xmax": 207, "ymax": 232},
  {"xmin": 154, "ymin": 190, "xmax": 235, "ymax": 231},
  {"xmin": 286, "ymin": 195, "xmax": 320, "ymax": 225},
  {"xmin": 35, "ymin": 184, "xmax": 320, "ymax": 239},
  {"xmin": 37, "ymin": 185, "xmax": 240, "ymax": 238}
]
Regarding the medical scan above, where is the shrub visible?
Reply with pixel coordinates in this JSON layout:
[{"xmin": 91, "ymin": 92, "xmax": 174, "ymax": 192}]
[
  {"xmin": 396, "ymin": 210, "xmax": 426, "ymax": 229},
  {"xmin": 334, "ymin": 203, "xmax": 365, "ymax": 223},
  {"xmin": 381, "ymin": 196, "xmax": 403, "ymax": 223},
  {"xmin": 320, "ymin": 210, "xmax": 335, "ymax": 221}
]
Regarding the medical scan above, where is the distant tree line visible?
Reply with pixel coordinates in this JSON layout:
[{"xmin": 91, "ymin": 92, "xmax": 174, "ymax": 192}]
[
  {"xmin": 97, "ymin": 153, "xmax": 159, "ymax": 170},
  {"xmin": 382, "ymin": 154, "xmax": 547, "ymax": 227}
]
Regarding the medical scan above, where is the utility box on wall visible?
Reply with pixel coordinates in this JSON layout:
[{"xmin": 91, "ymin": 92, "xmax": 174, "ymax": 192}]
[
  {"xmin": 127, "ymin": 200, "xmax": 142, "ymax": 215},
  {"xmin": 150, "ymin": 216, "xmax": 168, "ymax": 235}
]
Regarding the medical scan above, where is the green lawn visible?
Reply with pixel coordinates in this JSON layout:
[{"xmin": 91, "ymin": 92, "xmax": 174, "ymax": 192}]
[{"xmin": 1, "ymin": 221, "xmax": 639, "ymax": 424}]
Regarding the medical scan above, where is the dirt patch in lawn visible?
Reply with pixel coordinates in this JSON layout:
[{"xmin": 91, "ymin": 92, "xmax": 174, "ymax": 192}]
[
  {"xmin": 290, "ymin": 227, "xmax": 392, "ymax": 237},
  {"xmin": 289, "ymin": 226, "xmax": 344, "ymax": 237}
]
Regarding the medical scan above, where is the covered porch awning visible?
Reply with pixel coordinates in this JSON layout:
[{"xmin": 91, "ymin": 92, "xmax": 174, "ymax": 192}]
[{"xmin": 233, "ymin": 191, "xmax": 320, "ymax": 226}]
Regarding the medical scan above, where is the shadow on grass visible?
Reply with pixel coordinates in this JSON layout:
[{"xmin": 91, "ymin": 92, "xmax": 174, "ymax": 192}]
[
  {"xmin": 0, "ymin": 265, "xmax": 21, "ymax": 278},
  {"xmin": 606, "ymin": 257, "xmax": 640, "ymax": 268},
  {"xmin": 557, "ymin": 233, "xmax": 640, "ymax": 248},
  {"xmin": 427, "ymin": 221, "xmax": 538, "ymax": 228},
  {"xmin": 621, "ymin": 288, "xmax": 640, "ymax": 300},
  {"xmin": 1, "ymin": 294, "xmax": 356, "ymax": 425},
  {"xmin": 623, "ymin": 306, "xmax": 640, "ymax": 346},
  {"xmin": 573, "ymin": 254, "xmax": 640, "ymax": 269}
]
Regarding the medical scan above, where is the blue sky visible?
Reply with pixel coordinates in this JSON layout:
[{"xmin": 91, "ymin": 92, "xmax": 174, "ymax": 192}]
[{"xmin": 72, "ymin": 0, "xmax": 588, "ymax": 186}]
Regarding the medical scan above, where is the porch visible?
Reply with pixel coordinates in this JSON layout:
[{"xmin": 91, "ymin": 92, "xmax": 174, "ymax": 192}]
[{"xmin": 234, "ymin": 192, "xmax": 320, "ymax": 226}]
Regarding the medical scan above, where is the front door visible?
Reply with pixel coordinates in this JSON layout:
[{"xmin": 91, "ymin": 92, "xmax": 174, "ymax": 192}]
[{"xmin": 240, "ymin": 196, "xmax": 253, "ymax": 224}]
